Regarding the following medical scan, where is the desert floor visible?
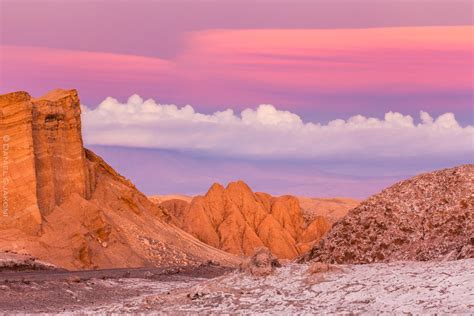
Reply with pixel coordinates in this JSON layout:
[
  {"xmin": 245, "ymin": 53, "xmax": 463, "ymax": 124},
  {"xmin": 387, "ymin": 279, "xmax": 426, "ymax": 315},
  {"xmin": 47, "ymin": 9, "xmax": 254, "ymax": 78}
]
[{"xmin": 1, "ymin": 259, "xmax": 472, "ymax": 314}]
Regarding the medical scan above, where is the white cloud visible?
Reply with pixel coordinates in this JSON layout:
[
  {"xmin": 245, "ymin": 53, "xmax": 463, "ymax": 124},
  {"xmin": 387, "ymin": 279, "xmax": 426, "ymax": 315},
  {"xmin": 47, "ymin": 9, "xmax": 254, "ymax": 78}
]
[{"xmin": 82, "ymin": 95, "xmax": 474, "ymax": 160}]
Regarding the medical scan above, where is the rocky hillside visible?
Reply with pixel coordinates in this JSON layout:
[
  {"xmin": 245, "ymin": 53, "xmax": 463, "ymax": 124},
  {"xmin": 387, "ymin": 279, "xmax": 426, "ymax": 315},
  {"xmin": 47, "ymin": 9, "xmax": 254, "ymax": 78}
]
[
  {"xmin": 157, "ymin": 181, "xmax": 335, "ymax": 259},
  {"xmin": 0, "ymin": 89, "xmax": 238, "ymax": 270},
  {"xmin": 301, "ymin": 165, "xmax": 474, "ymax": 264}
]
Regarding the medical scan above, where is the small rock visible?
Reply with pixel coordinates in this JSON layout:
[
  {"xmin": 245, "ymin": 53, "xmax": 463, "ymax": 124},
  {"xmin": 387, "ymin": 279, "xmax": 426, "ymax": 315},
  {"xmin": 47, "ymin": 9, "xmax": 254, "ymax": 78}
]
[
  {"xmin": 308, "ymin": 262, "xmax": 330, "ymax": 274},
  {"xmin": 67, "ymin": 275, "xmax": 82, "ymax": 283},
  {"xmin": 144, "ymin": 271, "xmax": 154, "ymax": 279},
  {"xmin": 65, "ymin": 289, "xmax": 75, "ymax": 296},
  {"xmin": 21, "ymin": 278, "xmax": 31, "ymax": 285},
  {"xmin": 240, "ymin": 247, "xmax": 281, "ymax": 277},
  {"xmin": 204, "ymin": 260, "xmax": 219, "ymax": 266},
  {"xmin": 307, "ymin": 262, "xmax": 342, "ymax": 274},
  {"xmin": 187, "ymin": 291, "xmax": 207, "ymax": 300}
]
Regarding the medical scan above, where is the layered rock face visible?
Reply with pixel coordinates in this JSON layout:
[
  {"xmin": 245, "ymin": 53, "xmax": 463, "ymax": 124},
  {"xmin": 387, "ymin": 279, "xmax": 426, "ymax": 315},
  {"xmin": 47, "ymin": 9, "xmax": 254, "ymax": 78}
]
[
  {"xmin": 0, "ymin": 89, "xmax": 238, "ymax": 270},
  {"xmin": 158, "ymin": 181, "xmax": 333, "ymax": 259},
  {"xmin": 1, "ymin": 92, "xmax": 42, "ymax": 234},
  {"xmin": 1, "ymin": 90, "xmax": 91, "ymax": 232},
  {"xmin": 31, "ymin": 90, "xmax": 91, "ymax": 215},
  {"xmin": 302, "ymin": 165, "xmax": 474, "ymax": 264}
]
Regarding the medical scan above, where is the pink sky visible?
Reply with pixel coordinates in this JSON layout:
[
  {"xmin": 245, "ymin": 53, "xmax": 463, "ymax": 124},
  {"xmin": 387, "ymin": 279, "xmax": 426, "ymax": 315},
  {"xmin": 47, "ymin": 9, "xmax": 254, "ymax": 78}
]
[
  {"xmin": 1, "ymin": 0, "xmax": 473, "ymax": 123},
  {"xmin": 2, "ymin": 26, "xmax": 473, "ymax": 123}
]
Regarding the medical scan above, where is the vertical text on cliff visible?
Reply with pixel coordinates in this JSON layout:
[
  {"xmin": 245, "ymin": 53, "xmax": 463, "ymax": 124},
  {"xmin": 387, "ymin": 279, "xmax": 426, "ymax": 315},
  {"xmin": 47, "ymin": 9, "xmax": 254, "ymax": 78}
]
[{"xmin": 2, "ymin": 135, "xmax": 9, "ymax": 217}]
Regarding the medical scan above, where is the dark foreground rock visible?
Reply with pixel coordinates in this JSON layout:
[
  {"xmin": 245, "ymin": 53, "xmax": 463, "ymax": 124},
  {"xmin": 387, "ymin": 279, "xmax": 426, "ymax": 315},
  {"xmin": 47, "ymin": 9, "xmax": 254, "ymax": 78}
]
[{"xmin": 0, "ymin": 252, "xmax": 58, "ymax": 271}]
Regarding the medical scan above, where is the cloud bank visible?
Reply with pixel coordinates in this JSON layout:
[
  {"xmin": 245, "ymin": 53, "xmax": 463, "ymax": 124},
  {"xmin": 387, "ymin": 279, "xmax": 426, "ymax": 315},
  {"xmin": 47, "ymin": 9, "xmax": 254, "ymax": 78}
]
[{"xmin": 82, "ymin": 95, "xmax": 473, "ymax": 161}]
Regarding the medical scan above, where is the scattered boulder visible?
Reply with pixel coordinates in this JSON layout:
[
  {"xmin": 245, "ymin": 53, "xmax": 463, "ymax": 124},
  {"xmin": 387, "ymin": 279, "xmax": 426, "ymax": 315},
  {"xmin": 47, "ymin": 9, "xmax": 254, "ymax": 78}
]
[
  {"xmin": 187, "ymin": 290, "xmax": 207, "ymax": 300},
  {"xmin": 240, "ymin": 247, "xmax": 281, "ymax": 277},
  {"xmin": 307, "ymin": 262, "xmax": 331, "ymax": 274},
  {"xmin": 307, "ymin": 262, "xmax": 342, "ymax": 274},
  {"xmin": 144, "ymin": 271, "xmax": 155, "ymax": 279},
  {"xmin": 67, "ymin": 275, "xmax": 82, "ymax": 283},
  {"xmin": 457, "ymin": 243, "xmax": 474, "ymax": 259}
]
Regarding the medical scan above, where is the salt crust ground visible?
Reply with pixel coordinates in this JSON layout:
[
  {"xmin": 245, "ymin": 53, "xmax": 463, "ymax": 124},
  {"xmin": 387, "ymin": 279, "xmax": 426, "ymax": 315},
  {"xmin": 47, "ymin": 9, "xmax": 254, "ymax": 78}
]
[{"xmin": 74, "ymin": 258, "xmax": 474, "ymax": 314}]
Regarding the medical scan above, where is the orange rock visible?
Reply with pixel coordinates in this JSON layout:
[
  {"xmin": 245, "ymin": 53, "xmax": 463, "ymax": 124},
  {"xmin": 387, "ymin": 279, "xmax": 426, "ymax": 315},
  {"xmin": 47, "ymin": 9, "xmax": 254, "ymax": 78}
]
[
  {"xmin": 31, "ymin": 90, "xmax": 91, "ymax": 216},
  {"xmin": 159, "ymin": 180, "xmax": 334, "ymax": 259},
  {"xmin": 0, "ymin": 92, "xmax": 42, "ymax": 234},
  {"xmin": 159, "ymin": 199, "xmax": 190, "ymax": 226},
  {"xmin": 296, "ymin": 216, "xmax": 332, "ymax": 254},
  {"xmin": 0, "ymin": 89, "xmax": 239, "ymax": 270},
  {"xmin": 297, "ymin": 197, "xmax": 359, "ymax": 224}
]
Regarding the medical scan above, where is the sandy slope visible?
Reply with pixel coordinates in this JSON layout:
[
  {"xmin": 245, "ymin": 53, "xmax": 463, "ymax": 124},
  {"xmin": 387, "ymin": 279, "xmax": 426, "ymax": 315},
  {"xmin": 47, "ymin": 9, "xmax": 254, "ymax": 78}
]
[{"xmin": 297, "ymin": 196, "xmax": 359, "ymax": 223}]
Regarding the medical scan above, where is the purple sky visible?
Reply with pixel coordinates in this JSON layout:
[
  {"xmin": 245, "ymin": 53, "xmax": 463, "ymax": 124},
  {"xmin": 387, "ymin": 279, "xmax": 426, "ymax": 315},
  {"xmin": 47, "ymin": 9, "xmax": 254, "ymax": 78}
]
[
  {"xmin": 1, "ymin": 0, "xmax": 473, "ymax": 197},
  {"xmin": 88, "ymin": 145, "xmax": 471, "ymax": 198},
  {"xmin": 2, "ymin": 0, "xmax": 472, "ymax": 58}
]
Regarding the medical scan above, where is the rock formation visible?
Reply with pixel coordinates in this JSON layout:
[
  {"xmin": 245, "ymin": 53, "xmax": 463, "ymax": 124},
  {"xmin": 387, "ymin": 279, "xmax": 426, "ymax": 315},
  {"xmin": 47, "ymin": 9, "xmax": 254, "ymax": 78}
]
[
  {"xmin": 0, "ymin": 89, "xmax": 238, "ymax": 270},
  {"xmin": 301, "ymin": 165, "xmax": 474, "ymax": 264},
  {"xmin": 239, "ymin": 247, "xmax": 281, "ymax": 276},
  {"xmin": 1, "ymin": 92, "xmax": 43, "ymax": 234},
  {"xmin": 157, "ymin": 181, "xmax": 334, "ymax": 259},
  {"xmin": 157, "ymin": 199, "xmax": 191, "ymax": 227}
]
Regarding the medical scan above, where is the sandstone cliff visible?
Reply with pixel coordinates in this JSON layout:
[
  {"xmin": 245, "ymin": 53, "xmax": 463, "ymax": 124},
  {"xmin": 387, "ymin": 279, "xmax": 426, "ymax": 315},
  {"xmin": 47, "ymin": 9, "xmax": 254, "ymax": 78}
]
[
  {"xmin": 157, "ymin": 181, "xmax": 335, "ymax": 259},
  {"xmin": 0, "ymin": 89, "xmax": 238, "ymax": 270},
  {"xmin": 301, "ymin": 165, "xmax": 474, "ymax": 264}
]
